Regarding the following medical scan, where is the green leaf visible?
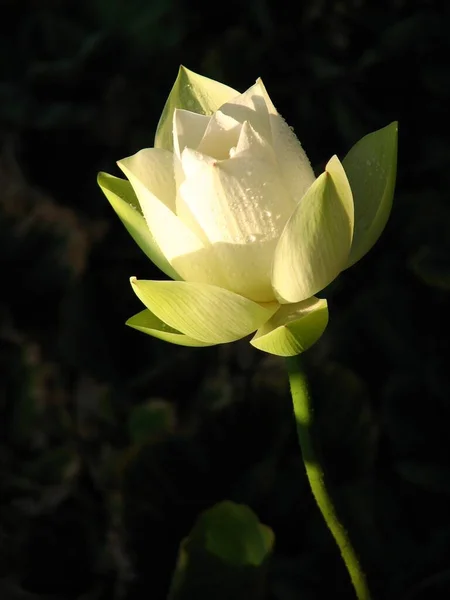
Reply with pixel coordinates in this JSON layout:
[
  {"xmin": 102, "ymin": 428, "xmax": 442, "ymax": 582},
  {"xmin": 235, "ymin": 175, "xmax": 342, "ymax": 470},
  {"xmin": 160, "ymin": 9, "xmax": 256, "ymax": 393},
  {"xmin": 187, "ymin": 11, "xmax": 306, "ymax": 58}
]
[
  {"xmin": 272, "ymin": 155, "xmax": 354, "ymax": 303},
  {"xmin": 155, "ymin": 66, "xmax": 239, "ymax": 152},
  {"xmin": 168, "ymin": 501, "xmax": 274, "ymax": 600},
  {"xmin": 130, "ymin": 278, "xmax": 278, "ymax": 344},
  {"xmin": 126, "ymin": 309, "xmax": 214, "ymax": 347},
  {"xmin": 97, "ymin": 172, "xmax": 179, "ymax": 280},
  {"xmin": 250, "ymin": 297, "xmax": 328, "ymax": 356},
  {"xmin": 343, "ymin": 121, "xmax": 398, "ymax": 267}
]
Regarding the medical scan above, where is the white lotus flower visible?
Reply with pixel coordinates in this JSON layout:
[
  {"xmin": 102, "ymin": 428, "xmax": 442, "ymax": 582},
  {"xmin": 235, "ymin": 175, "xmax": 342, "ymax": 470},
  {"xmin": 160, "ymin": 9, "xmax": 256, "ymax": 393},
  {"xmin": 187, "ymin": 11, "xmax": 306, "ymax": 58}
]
[{"xmin": 98, "ymin": 67, "xmax": 397, "ymax": 356}]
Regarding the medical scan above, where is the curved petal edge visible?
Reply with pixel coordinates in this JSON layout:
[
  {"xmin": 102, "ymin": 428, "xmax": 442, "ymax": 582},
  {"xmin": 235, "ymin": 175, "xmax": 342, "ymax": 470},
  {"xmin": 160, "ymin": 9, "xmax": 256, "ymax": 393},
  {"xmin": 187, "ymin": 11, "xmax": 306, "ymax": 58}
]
[
  {"xmin": 97, "ymin": 172, "xmax": 179, "ymax": 280},
  {"xmin": 250, "ymin": 297, "xmax": 328, "ymax": 356},
  {"xmin": 155, "ymin": 66, "xmax": 239, "ymax": 152},
  {"xmin": 130, "ymin": 278, "xmax": 278, "ymax": 344},
  {"xmin": 126, "ymin": 309, "xmax": 214, "ymax": 347},
  {"xmin": 343, "ymin": 121, "xmax": 398, "ymax": 268},
  {"xmin": 272, "ymin": 155, "xmax": 354, "ymax": 303}
]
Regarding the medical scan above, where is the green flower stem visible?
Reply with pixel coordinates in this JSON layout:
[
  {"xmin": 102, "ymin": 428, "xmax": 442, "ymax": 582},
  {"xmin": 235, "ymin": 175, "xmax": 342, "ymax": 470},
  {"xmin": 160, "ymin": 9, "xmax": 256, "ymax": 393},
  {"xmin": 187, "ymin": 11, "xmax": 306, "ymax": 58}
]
[{"xmin": 286, "ymin": 356, "xmax": 371, "ymax": 600}]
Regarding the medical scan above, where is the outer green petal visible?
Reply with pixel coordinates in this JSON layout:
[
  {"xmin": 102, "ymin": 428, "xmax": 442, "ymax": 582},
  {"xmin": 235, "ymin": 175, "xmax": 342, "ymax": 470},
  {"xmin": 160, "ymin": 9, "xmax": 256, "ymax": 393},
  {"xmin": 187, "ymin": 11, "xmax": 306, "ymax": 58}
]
[
  {"xmin": 250, "ymin": 297, "xmax": 328, "ymax": 356},
  {"xmin": 126, "ymin": 309, "xmax": 214, "ymax": 347},
  {"xmin": 155, "ymin": 66, "xmax": 239, "ymax": 152},
  {"xmin": 343, "ymin": 121, "xmax": 398, "ymax": 268},
  {"xmin": 272, "ymin": 155, "xmax": 354, "ymax": 303},
  {"xmin": 97, "ymin": 172, "xmax": 179, "ymax": 280},
  {"xmin": 130, "ymin": 278, "xmax": 278, "ymax": 344}
]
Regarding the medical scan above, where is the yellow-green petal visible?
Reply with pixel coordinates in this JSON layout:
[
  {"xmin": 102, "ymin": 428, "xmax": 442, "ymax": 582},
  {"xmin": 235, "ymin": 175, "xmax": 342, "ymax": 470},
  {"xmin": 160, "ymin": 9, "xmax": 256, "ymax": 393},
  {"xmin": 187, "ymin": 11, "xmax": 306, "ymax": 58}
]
[
  {"xmin": 272, "ymin": 155, "xmax": 354, "ymax": 303},
  {"xmin": 155, "ymin": 66, "xmax": 239, "ymax": 152},
  {"xmin": 97, "ymin": 172, "xmax": 179, "ymax": 280},
  {"xmin": 118, "ymin": 150, "xmax": 225, "ymax": 287},
  {"xmin": 130, "ymin": 278, "xmax": 278, "ymax": 344},
  {"xmin": 126, "ymin": 309, "xmax": 214, "ymax": 347},
  {"xmin": 250, "ymin": 297, "xmax": 328, "ymax": 356},
  {"xmin": 343, "ymin": 121, "xmax": 398, "ymax": 268}
]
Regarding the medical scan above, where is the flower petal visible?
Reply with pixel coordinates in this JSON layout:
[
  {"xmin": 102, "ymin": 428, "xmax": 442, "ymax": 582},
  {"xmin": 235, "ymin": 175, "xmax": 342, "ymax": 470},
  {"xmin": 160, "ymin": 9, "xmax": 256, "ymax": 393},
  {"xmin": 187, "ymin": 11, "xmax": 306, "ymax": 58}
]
[
  {"xmin": 97, "ymin": 172, "xmax": 179, "ymax": 280},
  {"xmin": 130, "ymin": 278, "xmax": 278, "ymax": 344},
  {"xmin": 118, "ymin": 149, "xmax": 224, "ymax": 286},
  {"xmin": 178, "ymin": 128, "xmax": 295, "ymax": 302},
  {"xmin": 250, "ymin": 297, "xmax": 328, "ymax": 356},
  {"xmin": 233, "ymin": 119, "xmax": 276, "ymax": 162},
  {"xmin": 155, "ymin": 66, "xmax": 239, "ymax": 152},
  {"xmin": 343, "ymin": 121, "xmax": 398, "ymax": 268},
  {"xmin": 258, "ymin": 78, "xmax": 316, "ymax": 203},
  {"xmin": 219, "ymin": 81, "xmax": 272, "ymax": 141},
  {"xmin": 126, "ymin": 309, "xmax": 214, "ymax": 347},
  {"xmin": 118, "ymin": 147, "xmax": 176, "ymax": 212},
  {"xmin": 173, "ymin": 109, "xmax": 210, "ymax": 158},
  {"xmin": 196, "ymin": 111, "xmax": 242, "ymax": 160},
  {"xmin": 272, "ymin": 155, "xmax": 354, "ymax": 303}
]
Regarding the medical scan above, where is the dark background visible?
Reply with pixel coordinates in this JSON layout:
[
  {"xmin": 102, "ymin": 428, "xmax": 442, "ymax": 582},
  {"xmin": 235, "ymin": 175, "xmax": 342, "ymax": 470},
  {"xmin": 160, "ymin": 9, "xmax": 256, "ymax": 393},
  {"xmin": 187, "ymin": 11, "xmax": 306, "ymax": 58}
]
[{"xmin": 1, "ymin": 0, "xmax": 449, "ymax": 598}]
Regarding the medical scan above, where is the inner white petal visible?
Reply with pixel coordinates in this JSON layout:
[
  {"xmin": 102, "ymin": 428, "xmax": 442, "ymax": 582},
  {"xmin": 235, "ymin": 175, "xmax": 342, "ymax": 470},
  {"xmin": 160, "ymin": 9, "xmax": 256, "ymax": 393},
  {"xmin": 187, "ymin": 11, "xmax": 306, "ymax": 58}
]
[
  {"xmin": 256, "ymin": 78, "xmax": 316, "ymax": 203},
  {"xmin": 218, "ymin": 81, "xmax": 272, "ymax": 142},
  {"xmin": 196, "ymin": 111, "xmax": 242, "ymax": 160},
  {"xmin": 177, "ymin": 146, "xmax": 295, "ymax": 302},
  {"xmin": 118, "ymin": 147, "xmax": 176, "ymax": 212},
  {"xmin": 234, "ymin": 120, "xmax": 277, "ymax": 163},
  {"xmin": 173, "ymin": 109, "xmax": 210, "ymax": 158}
]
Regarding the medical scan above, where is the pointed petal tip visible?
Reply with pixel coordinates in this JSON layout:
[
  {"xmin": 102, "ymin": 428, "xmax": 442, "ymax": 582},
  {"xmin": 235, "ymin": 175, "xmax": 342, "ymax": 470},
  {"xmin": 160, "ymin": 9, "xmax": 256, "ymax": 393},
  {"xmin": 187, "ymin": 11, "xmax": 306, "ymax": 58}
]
[
  {"xmin": 343, "ymin": 120, "xmax": 398, "ymax": 267},
  {"xmin": 325, "ymin": 154, "xmax": 348, "ymax": 177},
  {"xmin": 272, "ymin": 154, "xmax": 353, "ymax": 303},
  {"xmin": 325, "ymin": 154, "xmax": 339, "ymax": 170},
  {"xmin": 179, "ymin": 64, "xmax": 192, "ymax": 75},
  {"xmin": 116, "ymin": 157, "xmax": 128, "ymax": 173},
  {"xmin": 97, "ymin": 170, "xmax": 125, "ymax": 188},
  {"xmin": 178, "ymin": 64, "xmax": 188, "ymax": 78},
  {"xmin": 389, "ymin": 121, "xmax": 399, "ymax": 143}
]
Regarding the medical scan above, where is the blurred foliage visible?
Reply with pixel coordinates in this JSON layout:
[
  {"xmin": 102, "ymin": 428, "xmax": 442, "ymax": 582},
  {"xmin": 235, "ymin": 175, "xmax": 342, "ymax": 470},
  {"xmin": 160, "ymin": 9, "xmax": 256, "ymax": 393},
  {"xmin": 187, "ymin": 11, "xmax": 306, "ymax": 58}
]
[
  {"xmin": 1, "ymin": 0, "xmax": 449, "ymax": 598},
  {"xmin": 168, "ymin": 501, "xmax": 274, "ymax": 600}
]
